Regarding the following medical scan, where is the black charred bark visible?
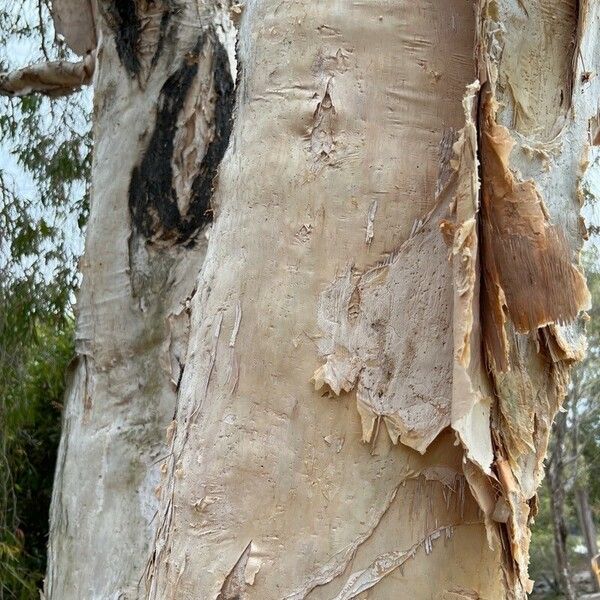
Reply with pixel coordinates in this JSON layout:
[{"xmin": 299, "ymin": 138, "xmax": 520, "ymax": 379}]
[
  {"xmin": 103, "ymin": 1, "xmax": 173, "ymax": 79},
  {"xmin": 150, "ymin": 9, "xmax": 172, "ymax": 70},
  {"xmin": 128, "ymin": 29, "xmax": 235, "ymax": 246},
  {"xmin": 108, "ymin": 0, "xmax": 141, "ymax": 77}
]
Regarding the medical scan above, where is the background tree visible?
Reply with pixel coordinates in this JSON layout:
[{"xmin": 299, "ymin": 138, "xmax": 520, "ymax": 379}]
[{"xmin": 529, "ymin": 251, "xmax": 600, "ymax": 598}]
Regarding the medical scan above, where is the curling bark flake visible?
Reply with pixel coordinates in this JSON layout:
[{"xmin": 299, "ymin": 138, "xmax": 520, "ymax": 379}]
[
  {"xmin": 312, "ymin": 206, "xmax": 454, "ymax": 454},
  {"xmin": 4, "ymin": 0, "xmax": 590, "ymax": 598},
  {"xmin": 479, "ymin": 93, "xmax": 590, "ymax": 372},
  {"xmin": 311, "ymin": 0, "xmax": 596, "ymax": 596}
]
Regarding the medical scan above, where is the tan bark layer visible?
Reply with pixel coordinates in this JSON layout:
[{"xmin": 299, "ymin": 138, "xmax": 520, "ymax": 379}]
[
  {"xmin": 51, "ymin": 0, "xmax": 96, "ymax": 56},
  {"xmin": 449, "ymin": 1, "xmax": 599, "ymax": 596},
  {"xmin": 145, "ymin": 1, "xmax": 507, "ymax": 599},
  {"xmin": 480, "ymin": 92, "xmax": 590, "ymax": 372},
  {"xmin": 494, "ymin": 0, "xmax": 578, "ymax": 140},
  {"xmin": 312, "ymin": 198, "xmax": 454, "ymax": 454},
  {"xmin": 44, "ymin": 2, "xmax": 236, "ymax": 598}
]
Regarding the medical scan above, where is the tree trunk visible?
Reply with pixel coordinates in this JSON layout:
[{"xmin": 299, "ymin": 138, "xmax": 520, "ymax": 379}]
[
  {"xmin": 19, "ymin": 1, "xmax": 597, "ymax": 599},
  {"xmin": 547, "ymin": 410, "xmax": 577, "ymax": 600},
  {"xmin": 575, "ymin": 486, "xmax": 599, "ymax": 591}
]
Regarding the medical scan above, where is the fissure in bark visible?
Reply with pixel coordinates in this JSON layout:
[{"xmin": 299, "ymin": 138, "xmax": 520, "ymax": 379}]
[{"xmin": 128, "ymin": 27, "xmax": 235, "ymax": 246}]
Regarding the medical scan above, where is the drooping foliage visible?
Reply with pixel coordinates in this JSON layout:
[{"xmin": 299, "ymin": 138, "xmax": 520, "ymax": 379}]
[{"xmin": 0, "ymin": 1, "xmax": 91, "ymax": 596}]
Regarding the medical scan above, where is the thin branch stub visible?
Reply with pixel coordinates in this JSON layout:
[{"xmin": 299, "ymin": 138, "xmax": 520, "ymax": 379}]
[{"xmin": 0, "ymin": 53, "xmax": 95, "ymax": 97}]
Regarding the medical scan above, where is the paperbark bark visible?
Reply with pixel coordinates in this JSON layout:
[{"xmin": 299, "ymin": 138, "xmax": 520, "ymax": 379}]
[{"xmin": 31, "ymin": 1, "xmax": 599, "ymax": 599}]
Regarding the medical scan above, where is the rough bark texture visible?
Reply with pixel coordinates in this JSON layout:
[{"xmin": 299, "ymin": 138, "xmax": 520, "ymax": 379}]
[
  {"xmin": 39, "ymin": 1, "xmax": 599, "ymax": 599},
  {"xmin": 44, "ymin": 2, "xmax": 236, "ymax": 598}
]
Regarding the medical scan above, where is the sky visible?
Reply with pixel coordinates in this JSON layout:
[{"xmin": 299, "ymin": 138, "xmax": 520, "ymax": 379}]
[{"xmin": 0, "ymin": 6, "xmax": 91, "ymax": 275}]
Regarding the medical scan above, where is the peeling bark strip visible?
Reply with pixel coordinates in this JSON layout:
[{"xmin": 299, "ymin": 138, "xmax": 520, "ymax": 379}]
[
  {"xmin": 216, "ymin": 542, "xmax": 252, "ymax": 600},
  {"xmin": 312, "ymin": 201, "xmax": 454, "ymax": 455},
  {"xmin": 479, "ymin": 92, "xmax": 590, "ymax": 371},
  {"xmin": 129, "ymin": 28, "xmax": 235, "ymax": 245}
]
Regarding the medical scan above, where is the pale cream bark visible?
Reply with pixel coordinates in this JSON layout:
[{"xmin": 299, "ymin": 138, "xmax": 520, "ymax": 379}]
[
  {"xmin": 20, "ymin": 0, "xmax": 597, "ymax": 599},
  {"xmin": 44, "ymin": 1, "xmax": 232, "ymax": 598}
]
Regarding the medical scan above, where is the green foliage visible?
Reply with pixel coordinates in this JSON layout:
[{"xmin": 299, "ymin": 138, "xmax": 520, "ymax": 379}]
[
  {"xmin": 0, "ymin": 0, "xmax": 92, "ymax": 294},
  {"xmin": 530, "ymin": 486, "xmax": 559, "ymax": 585},
  {"xmin": 577, "ymin": 255, "xmax": 600, "ymax": 509},
  {"xmin": 529, "ymin": 251, "xmax": 600, "ymax": 594},
  {"xmin": 0, "ymin": 294, "xmax": 73, "ymax": 597},
  {"xmin": 0, "ymin": 2, "xmax": 91, "ymax": 598}
]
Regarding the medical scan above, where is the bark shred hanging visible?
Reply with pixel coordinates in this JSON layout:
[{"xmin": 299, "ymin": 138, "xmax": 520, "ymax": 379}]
[
  {"xmin": 478, "ymin": 91, "xmax": 590, "ymax": 372},
  {"xmin": 128, "ymin": 27, "xmax": 235, "ymax": 246}
]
